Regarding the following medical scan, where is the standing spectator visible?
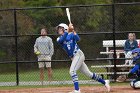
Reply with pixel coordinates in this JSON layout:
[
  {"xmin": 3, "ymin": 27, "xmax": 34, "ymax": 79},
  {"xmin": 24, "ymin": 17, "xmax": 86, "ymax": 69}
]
[
  {"xmin": 34, "ymin": 28, "xmax": 54, "ymax": 84},
  {"xmin": 124, "ymin": 33, "xmax": 138, "ymax": 65}
]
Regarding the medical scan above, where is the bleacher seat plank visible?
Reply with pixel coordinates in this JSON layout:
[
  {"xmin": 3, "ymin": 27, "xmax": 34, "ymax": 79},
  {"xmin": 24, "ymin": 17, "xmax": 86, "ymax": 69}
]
[{"xmin": 91, "ymin": 65, "xmax": 134, "ymax": 68}]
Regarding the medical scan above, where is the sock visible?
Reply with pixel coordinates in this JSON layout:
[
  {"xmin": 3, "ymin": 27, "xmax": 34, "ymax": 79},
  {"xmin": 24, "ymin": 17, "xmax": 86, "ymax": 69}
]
[
  {"xmin": 74, "ymin": 82, "xmax": 79, "ymax": 91},
  {"xmin": 72, "ymin": 74, "xmax": 79, "ymax": 91},
  {"xmin": 92, "ymin": 73, "xmax": 105, "ymax": 85}
]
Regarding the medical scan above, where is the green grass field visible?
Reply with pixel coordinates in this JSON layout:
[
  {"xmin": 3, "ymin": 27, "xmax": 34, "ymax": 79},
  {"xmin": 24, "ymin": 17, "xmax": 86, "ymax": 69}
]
[
  {"xmin": 0, "ymin": 82, "xmax": 130, "ymax": 90},
  {"xmin": 0, "ymin": 67, "xmax": 107, "ymax": 82},
  {"xmin": 0, "ymin": 67, "xmax": 131, "ymax": 92}
]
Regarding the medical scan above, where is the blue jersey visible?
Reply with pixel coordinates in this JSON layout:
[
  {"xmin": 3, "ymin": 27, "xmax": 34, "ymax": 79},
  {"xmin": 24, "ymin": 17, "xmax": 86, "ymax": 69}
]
[
  {"xmin": 57, "ymin": 32, "xmax": 80, "ymax": 58},
  {"xmin": 124, "ymin": 39, "xmax": 138, "ymax": 53}
]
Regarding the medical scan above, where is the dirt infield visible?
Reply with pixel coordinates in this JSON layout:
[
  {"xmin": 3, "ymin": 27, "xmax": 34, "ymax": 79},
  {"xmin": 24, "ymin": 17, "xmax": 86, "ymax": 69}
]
[{"xmin": 0, "ymin": 85, "xmax": 139, "ymax": 93}]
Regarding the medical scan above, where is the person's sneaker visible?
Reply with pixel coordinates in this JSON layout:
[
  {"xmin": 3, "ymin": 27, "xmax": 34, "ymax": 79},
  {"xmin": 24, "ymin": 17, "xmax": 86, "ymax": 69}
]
[
  {"xmin": 105, "ymin": 80, "xmax": 111, "ymax": 92},
  {"xmin": 68, "ymin": 90, "xmax": 81, "ymax": 93}
]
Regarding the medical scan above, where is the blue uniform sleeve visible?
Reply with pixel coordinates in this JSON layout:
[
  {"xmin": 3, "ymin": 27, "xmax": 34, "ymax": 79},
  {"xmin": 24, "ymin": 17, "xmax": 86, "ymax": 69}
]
[
  {"xmin": 57, "ymin": 32, "xmax": 68, "ymax": 44},
  {"xmin": 73, "ymin": 33, "xmax": 80, "ymax": 41}
]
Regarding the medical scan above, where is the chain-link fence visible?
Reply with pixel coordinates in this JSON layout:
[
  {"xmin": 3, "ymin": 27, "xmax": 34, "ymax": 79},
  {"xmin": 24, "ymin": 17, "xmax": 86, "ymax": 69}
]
[{"xmin": 0, "ymin": 3, "xmax": 140, "ymax": 86}]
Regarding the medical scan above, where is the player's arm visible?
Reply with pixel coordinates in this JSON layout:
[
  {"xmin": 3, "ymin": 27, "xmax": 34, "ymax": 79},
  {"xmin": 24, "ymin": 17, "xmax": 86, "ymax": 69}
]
[
  {"xmin": 34, "ymin": 39, "xmax": 41, "ymax": 55},
  {"xmin": 68, "ymin": 23, "xmax": 80, "ymax": 41},
  {"xmin": 49, "ymin": 38, "xmax": 54, "ymax": 57},
  {"xmin": 124, "ymin": 40, "xmax": 131, "ymax": 51},
  {"xmin": 73, "ymin": 31, "xmax": 80, "ymax": 41},
  {"xmin": 57, "ymin": 32, "xmax": 68, "ymax": 44}
]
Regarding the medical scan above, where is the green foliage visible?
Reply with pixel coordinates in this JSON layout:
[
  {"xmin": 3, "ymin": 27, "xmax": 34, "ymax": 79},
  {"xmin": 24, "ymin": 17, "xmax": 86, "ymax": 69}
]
[
  {"xmin": 21, "ymin": 0, "xmax": 112, "ymax": 33},
  {"xmin": 0, "ymin": 0, "xmax": 112, "ymax": 34},
  {"xmin": 0, "ymin": 0, "xmax": 140, "ymax": 72},
  {"xmin": 23, "ymin": 0, "xmax": 60, "ymax": 7},
  {"xmin": 61, "ymin": 0, "xmax": 111, "ymax": 5},
  {"xmin": 0, "ymin": 0, "xmax": 24, "ymax": 8},
  {"xmin": 116, "ymin": 5, "xmax": 140, "ymax": 31},
  {"xmin": 20, "ymin": 0, "xmax": 62, "ymax": 34},
  {"xmin": 0, "ymin": 50, "xmax": 6, "ymax": 57},
  {"xmin": 59, "ymin": 0, "xmax": 112, "ymax": 31}
]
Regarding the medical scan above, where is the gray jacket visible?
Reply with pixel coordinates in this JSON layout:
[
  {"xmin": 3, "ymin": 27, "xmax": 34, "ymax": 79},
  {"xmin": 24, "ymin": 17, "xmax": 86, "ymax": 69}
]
[{"xmin": 34, "ymin": 36, "xmax": 54, "ymax": 57}]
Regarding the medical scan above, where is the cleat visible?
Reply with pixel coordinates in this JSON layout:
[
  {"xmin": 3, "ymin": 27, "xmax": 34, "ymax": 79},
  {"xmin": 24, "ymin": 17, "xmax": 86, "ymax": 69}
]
[{"xmin": 68, "ymin": 90, "xmax": 81, "ymax": 93}]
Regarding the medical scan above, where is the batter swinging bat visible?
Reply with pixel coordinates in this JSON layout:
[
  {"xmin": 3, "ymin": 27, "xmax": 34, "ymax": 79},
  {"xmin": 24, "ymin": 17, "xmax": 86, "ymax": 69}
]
[{"xmin": 66, "ymin": 8, "xmax": 71, "ymax": 24}]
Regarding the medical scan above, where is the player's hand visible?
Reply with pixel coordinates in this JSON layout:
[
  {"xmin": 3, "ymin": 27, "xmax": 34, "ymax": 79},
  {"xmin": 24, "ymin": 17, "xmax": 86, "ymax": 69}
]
[
  {"xmin": 35, "ymin": 51, "xmax": 41, "ymax": 55},
  {"xmin": 68, "ymin": 23, "xmax": 74, "ymax": 32}
]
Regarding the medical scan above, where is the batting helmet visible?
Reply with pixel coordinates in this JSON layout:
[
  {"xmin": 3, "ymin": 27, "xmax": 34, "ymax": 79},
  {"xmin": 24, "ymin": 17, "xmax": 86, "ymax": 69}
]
[
  {"xmin": 57, "ymin": 23, "xmax": 68, "ymax": 31},
  {"xmin": 132, "ymin": 48, "xmax": 140, "ymax": 61}
]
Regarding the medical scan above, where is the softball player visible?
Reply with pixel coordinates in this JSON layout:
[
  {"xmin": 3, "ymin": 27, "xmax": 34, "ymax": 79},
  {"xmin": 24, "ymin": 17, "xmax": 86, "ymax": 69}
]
[
  {"xmin": 34, "ymin": 28, "xmax": 54, "ymax": 84},
  {"xmin": 56, "ymin": 23, "xmax": 110, "ymax": 93},
  {"xmin": 117, "ymin": 48, "xmax": 140, "ymax": 88}
]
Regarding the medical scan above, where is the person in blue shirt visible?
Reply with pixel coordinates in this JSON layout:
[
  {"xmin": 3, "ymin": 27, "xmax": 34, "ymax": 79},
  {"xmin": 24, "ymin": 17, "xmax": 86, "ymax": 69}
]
[
  {"xmin": 56, "ymin": 23, "xmax": 110, "ymax": 93},
  {"xmin": 124, "ymin": 33, "xmax": 138, "ymax": 65}
]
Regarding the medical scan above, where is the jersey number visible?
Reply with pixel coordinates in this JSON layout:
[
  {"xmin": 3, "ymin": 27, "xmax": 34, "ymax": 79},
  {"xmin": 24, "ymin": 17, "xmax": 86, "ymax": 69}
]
[{"xmin": 67, "ymin": 44, "xmax": 71, "ymax": 50}]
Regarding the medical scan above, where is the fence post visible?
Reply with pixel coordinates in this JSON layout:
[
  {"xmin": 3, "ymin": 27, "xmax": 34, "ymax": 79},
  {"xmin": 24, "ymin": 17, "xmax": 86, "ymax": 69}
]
[
  {"xmin": 13, "ymin": 9, "xmax": 19, "ymax": 86},
  {"xmin": 112, "ymin": 1, "xmax": 117, "ymax": 81}
]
